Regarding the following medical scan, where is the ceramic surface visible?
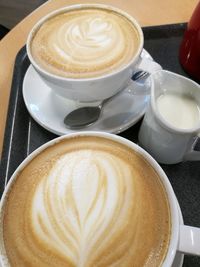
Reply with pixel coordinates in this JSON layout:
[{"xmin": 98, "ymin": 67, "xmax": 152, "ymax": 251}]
[
  {"xmin": 23, "ymin": 50, "xmax": 161, "ymax": 135},
  {"xmin": 138, "ymin": 70, "xmax": 200, "ymax": 164}
]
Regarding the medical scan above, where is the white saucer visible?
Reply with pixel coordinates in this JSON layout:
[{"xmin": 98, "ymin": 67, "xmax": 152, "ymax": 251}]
[{"xmin": 23, "ymin": 49, "xmax": 161, "ymax": 135}]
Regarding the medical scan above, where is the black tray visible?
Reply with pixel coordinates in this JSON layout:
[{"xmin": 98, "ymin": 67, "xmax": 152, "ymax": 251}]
[{"xmin": 1, "ymin": 24, "xmax": 200, "ymax": 267}]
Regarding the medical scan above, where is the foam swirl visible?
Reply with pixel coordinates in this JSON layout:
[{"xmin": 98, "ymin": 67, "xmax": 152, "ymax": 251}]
[
  {"xmin": 3, "ymin": 137, "xmax": 171, "ymax": 267},
  {"xmin": 31, "ymin": 8, "xmax": 140, "ymax": 78},
  {"xmin": 31, "ymin": 150, "xmax": 137, "ymax": 266}
]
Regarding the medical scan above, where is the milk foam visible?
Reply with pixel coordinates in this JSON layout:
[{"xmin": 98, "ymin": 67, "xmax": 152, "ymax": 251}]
[
  {"xmin": 31, "ymin": 150, "xmax": 135, "ymax": 266},
  {"xmin": 31, "ymin": 8, "xmax": 140, "ymax": 78},
  {"xmin": 3, "ymin": 136, "xmax": 171, "ymax": 267}
]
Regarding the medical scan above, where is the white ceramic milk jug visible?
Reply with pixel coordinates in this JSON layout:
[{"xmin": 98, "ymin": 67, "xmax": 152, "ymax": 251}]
[{"xmin": 138, "ymin": 70, "xmax": 200, "ymax": 164}]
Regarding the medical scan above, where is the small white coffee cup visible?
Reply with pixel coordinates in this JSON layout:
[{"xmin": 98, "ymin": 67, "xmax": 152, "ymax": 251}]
[
  {"xmin": 26, "ymin": 4, "xmax": 144, "ymax": 104},
  {"xmin": 0, "ymin": 131, "xmax": 200, "ymax": 267}
]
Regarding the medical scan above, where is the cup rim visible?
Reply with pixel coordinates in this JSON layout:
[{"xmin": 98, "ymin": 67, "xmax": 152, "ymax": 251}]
[
  {"xmin": 0, "ymin": 131, "xmax": 179, "ymax": 267},
  {"xmin": 26, "ymin": 3, "xmax": 144, "ymax": 82},
  {"xmin": 150, "ymin": 69, "xmax": 200, "ymax": 134}
]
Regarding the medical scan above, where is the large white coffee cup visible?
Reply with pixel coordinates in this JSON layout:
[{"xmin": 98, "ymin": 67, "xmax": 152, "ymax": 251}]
[
  {"xmin": 0, "ymin": 132, "xmax": 200, "ymax": 267},
  {"xmin": 26, "ymin": 4, "xmax": 144, "ymax": 103}
]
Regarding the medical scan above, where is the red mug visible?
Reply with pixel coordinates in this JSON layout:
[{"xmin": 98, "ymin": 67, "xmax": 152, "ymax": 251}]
[{"xmin": 179, "ymin": 1, "xmax": 200, "ymax": 81}]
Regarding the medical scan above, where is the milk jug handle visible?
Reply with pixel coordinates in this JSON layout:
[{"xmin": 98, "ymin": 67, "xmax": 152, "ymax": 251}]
[{"xmin": 184, "ymin": 136, "xmax": 200, "ymax": 161}]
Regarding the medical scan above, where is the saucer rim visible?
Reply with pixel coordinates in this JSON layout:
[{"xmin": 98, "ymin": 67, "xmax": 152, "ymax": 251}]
[
  {"xmin": 22, "ymin": 69, "xmax": 149, "ymax": 135},
  {"xmin": 22, "ymin": 49, "xmax": 158, "ymax": 136}
]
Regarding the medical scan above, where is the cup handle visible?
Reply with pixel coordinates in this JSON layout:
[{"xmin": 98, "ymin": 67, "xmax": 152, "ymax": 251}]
[
  {"xmin": 127, "ymin": 79, "xmax": 150, "ymax": 96},
  {"xmin": 184, "ymin": 136, "xmax": 200, "ymax": 161},
  {"xmin": 178, "ymin": 225, "xmax": 200, "ymax": 255},
  {"xmin": 134, "ymin": 52, "xmax": 162, "ymax": 75},
  {"xmin": 128, "ymin": 54, "xmax": 162, "ymax": 95}
]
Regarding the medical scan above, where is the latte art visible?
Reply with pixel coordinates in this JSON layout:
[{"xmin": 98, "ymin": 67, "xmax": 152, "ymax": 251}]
[
  {"xmin": 31, "ymin": 8, "xmax": 140, "ymax": 78},
  {"xmin": 3, "ymin": 137, "xmax": 171, "ymax": 267},
  {"xmin": 32, "ymin": 151, "xmax": 135, "ymax": 266}
]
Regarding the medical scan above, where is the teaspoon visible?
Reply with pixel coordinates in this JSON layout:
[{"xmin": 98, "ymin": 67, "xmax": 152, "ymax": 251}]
[{"xmin": 64, "ymin": 70, "xmax": 149, "ymax": 129}]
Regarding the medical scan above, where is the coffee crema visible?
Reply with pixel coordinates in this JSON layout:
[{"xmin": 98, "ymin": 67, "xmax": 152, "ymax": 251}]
[
  {"xmin": 3, "ymin": 136, "xmax": 171, "ymax": 267},
  {"xmin": 30, "ymin": 7, "xmax": 140, "ymax": 78}
]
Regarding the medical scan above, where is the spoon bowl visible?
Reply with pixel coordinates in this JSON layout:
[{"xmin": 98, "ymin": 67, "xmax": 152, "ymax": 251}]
[{"xmin": 64, "ymin": 106, "xmax": 102, "ymax": 129}]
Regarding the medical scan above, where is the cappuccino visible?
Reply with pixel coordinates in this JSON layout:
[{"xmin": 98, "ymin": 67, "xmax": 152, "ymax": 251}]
[
  {"xmin": 2, "ymin": 135, "xmax": 170, "ymax": 267},
  {"xmin": 30, "ymin": 7, "xmax": 140, "ymax": 78}
]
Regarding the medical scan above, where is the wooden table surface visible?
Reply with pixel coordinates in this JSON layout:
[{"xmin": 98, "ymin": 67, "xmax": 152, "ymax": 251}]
[{"xmin": 0, "ymin": 0, "xmax": 199, "ymax": 157}]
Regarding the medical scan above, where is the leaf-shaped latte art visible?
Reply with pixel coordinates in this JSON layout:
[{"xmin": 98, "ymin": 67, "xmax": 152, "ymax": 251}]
[
  {"xmin": 31, "ymin": 150, "xmax": 137, "ymax": 266},
  {"xmin": 31, "ymin": 8, "xmax": 140, "ymax": 78},
  {"xmin": 3, "ymin": 137, "xmax": 171, "ymax": 267}
]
